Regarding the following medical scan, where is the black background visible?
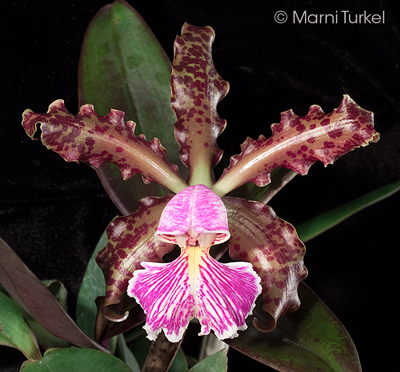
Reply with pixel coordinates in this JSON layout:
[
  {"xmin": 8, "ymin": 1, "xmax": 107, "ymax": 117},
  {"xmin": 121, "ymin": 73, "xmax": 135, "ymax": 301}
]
[{"xmin": 1, "ymin": 0, "xmax": 399, "ymax": 371}]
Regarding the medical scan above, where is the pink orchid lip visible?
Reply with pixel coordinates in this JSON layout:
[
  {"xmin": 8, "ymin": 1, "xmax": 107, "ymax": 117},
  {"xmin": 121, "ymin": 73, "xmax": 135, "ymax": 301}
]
[
  {"xmin": 127, "ymin": 184, "xmax": 262, "ymax": 342},
  {"xmin": 128, "ymin": 244, "xmax": 261, "ymax": 343},
  {"xmin": 156, "ymin": 184, "xmax": 230, "ymax": 247}
]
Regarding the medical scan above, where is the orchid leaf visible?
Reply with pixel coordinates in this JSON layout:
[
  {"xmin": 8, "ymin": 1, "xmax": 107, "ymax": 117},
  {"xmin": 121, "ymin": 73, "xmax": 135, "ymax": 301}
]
[
  {"xmin": 22, "ymin": 100, "xmax": 187, "ymax": 194},
  {"xmin": 79, "ymin": 0, "xmax": 186, "ymax": 214},
  {"xmin": 117, "ymin": 334, "xmax": 141, "ymax": 372},
  {"xmin": 227, "ymin": 282, "xmax": 361, "ymax": 372},
  {"xmin": 95, "ymin": 196, "xmax": 175, "ymax": 343},
  {"xmin": 172, "ymin": 23, "xmax": 229, "ymax": 187},
  {"xmin": 76, "ymin": 230, "xmax": 107, "ymax": 339},
  {"xmin": 212, "ymin": 95, "xmax": 379, "ymax": 196},
  {"xmin": 297, "ymin": 180, "xmax": 400, "ymax": 242},
  {"xmin": 42, "ymin": 280, "xmax": 68, "ymax": 312},
  {"xmin": 224, "ymin": 196, "xmax": 307, "ymax": 332},
  {"xmin": 19, "ymin": 280, "xmax": 69, "ymax": 349},
  {"xmin": 20, "ymin": 348, "xmax": 134, "ymax": 372},
  {"xmin": 0, "ymin": 238, "xmax": 108, "ymax": 352},
  {"xmin": 188, "ymin": 350, "xmax": 227, "ymax": 372},
  {"xmin": 0, "ymin": 291, "xmax": 41, "ymax": 361}
]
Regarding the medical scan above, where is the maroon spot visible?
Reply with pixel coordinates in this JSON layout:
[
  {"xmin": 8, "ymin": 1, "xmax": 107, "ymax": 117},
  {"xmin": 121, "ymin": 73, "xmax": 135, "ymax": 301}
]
[
  {"xmin": 115, "ymin": 146, "xmax": 123, "ymax": 153},
  {"xmin": 320, "ymin": 118, "xmax": 330, "ymax": 126},
  {"xmin": 296, "ymin": 124, "xmax": 306, "ymax": 133}
]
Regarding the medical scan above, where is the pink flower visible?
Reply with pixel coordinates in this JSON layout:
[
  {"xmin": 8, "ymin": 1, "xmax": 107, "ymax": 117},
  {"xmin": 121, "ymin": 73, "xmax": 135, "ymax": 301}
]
[{"xmin": 22, "ymin": 23, "xmax": 378, "ymax": 344}]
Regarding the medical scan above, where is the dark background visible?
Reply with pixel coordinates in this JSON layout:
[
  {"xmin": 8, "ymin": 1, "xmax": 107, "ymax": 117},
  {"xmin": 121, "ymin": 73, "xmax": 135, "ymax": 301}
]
[{"xmin": 1, "ymin": 0, "xmax": 399, "ymax": 371}]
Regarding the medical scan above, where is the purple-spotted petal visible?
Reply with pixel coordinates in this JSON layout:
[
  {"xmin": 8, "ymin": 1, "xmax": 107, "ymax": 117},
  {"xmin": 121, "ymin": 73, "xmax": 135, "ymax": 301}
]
[
  {"xmin": 156, "ymin": 184, "xmax": 230, "ymax": 244},
  {"xmin": 128, "ymin": 246, "xmax": 261, "ymax": 342}
]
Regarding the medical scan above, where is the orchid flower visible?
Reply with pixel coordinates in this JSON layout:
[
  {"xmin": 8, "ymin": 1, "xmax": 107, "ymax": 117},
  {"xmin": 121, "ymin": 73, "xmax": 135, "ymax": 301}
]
[{"xmin": 21, "ymin": 24, "xmax": 379, "ymax": 344}]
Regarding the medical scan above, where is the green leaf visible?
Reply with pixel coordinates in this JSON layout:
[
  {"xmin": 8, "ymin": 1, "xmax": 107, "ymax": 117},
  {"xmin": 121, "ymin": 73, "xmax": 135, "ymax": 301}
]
[
  {"xmin": 227, "ymin": 282, "xmax": 361, "ymax": 372},
  {"xmin": 78, "ymin": 0, "xmax": 187, "ymax": 215},
  {"xmin": 129, "ymin": 332, "xmax": 151, "ymax": 368},
  {"xmin": 188, "ymin": 350, "xmax": 227, "ymax": 372},
  {"xmin": 117, "ymin": 334, "xmax": 141, "ymax": 372},
  {"xmin": 76, "ymin": 230, "xmax": 107, "ymax": 339},
  {"xmin": 0, "ymin": 238, "xmax": 108, "ymax": 352},
  {"xmin": 169, "ymin": 348, "xmax": 188, "ymax": 372},
  {"xmin": 20, "ymin": 348, "xmax": 134, "ymax": 372},
  {"xmin": 42, "ymin": 280, "xmax": 68, "ymax": 312},
  {"xmin": 296, "ymin": 180, "xmax": 400, "ymax": 242},
  {"xmin": 0, "ymin": 291, "xmax": 41, "ymax": 361}
]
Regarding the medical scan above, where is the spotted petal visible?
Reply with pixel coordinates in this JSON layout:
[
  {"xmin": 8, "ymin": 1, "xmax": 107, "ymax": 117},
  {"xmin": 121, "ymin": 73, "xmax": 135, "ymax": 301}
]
[
  {"xmin": 224, "ymin": 196, "xmax": 307, "ymax": 331},
  {"xmin": 95, "ymin": 196, "xmax": 175, "ymax": 326},
  {"xmin": 128, "ymin": 246, "xmax": 261, "ymax": 342}
]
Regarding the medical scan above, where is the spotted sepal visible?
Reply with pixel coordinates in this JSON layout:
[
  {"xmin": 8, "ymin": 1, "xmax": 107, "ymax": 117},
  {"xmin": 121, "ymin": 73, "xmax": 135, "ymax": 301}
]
[
  {"xmin": 171, "ymin": 23, "xmax": 229, "ymax": 187},
  {"xmin": 22, "ymin": 100, "xmax": 187, "ymax": 193},
  {"xmin": 213, "ymin": 95, "xmax": 379, "ymax": 196}
]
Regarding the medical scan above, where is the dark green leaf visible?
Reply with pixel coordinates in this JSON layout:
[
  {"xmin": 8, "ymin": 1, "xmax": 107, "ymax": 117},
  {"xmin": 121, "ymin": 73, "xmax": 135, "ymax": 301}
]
[
  {"xmin": 169, "ymin": 348, "xmax": 188, "ymax": 372},
  {"xmin": 76, "ymin": 230, "xmax": 108, "ymax": 339},
  {"xmin": 20, "ymin": 348, "xmax": 133, "ymax": 372},
  {"xmin": 117, "ymin": 334, "xmax": 141, "ymax": 372},
  {"xmin": 42, "ymin": 280, "xmax": 68, "ymax": 312},
  {"xmin": 78, "ymin": 0, "xmax": 187, "ymax": 214},
  {"xmin": 0, "ymin": 238, "xmax": 108, "ymax": 352},
  {"xmin": 0, "ymin": 291, "xmax": 41, "ymax": 361},
  {"xmin": 227, "ymin": 282, "xmax": 361, "ymax": 372},
  {"xmin": 188, "ymin": 350, "xmax": 227, "ymax": 372},
  {"xmin": 296, "ymin": 180, "xmax": 400, "ymax": 242}
]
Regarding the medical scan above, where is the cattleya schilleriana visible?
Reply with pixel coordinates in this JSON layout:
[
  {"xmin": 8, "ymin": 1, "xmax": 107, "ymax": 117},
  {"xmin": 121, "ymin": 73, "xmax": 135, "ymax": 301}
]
[{"xmin": 22, "ymin": 24, "xmax": 379, "ymax": 343}]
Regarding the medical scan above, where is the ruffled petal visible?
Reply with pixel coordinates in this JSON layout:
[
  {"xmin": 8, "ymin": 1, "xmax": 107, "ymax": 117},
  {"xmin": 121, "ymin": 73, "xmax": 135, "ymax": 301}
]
[{"xmin": 127, "ymin": 246, "xmax": 261, "ymax": 342}]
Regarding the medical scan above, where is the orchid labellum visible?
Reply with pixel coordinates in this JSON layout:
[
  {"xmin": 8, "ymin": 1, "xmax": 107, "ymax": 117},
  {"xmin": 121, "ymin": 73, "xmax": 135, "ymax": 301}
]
[{"xmin": 22, "ymin": 24, "xmax": 379, "ymax": 344}]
